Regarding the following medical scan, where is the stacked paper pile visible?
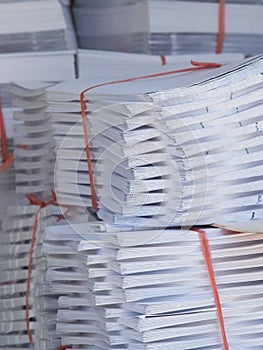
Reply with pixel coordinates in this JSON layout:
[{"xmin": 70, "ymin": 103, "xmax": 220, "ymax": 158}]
[
  {"xmin": 47, "ymin": 55, "xmax": 263, "ymax": 228},
  {"xmin": 0, "ymin": 0, "xmax": 76, "ymax": 109},
  {"xmin": 0, "ymin": 108, "xmax": 16, "ymax": 222},
  {"xmin": 0, "ymin": 51, "xmax": 76, "ymax": 119},
  {"xmin": 10, "ymin": 82, "xmax": 56, "ymax": 201},
  {"xmin": 47, "ymin": 51, "xmax": 245, "ymax": 215},
  {"xmin": 42, "ymin": 223, "xmax": 263, "ymax": 349},
  {"xmin": 38, "ymin": 222, "xmax": 105, "ymax": 349},
  {"xmin": 0, "ymin": 0, "xmax": 75, "ymax": 54},
  {"xmin": 0, "ymin": 205, "xmax": 51, "ymax": 349},
  {"xmin": 72, "ymin": 0, "xmax": 149, "ymax": 53},
  {"xmin": 149, "ymin": 0, "xmax": 263, "ymax": 55}
]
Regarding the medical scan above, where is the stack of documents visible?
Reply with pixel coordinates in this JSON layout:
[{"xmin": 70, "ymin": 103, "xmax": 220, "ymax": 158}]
[
  {"xmin": 46, "ymin": 55, "xmax": 263, "ymax": 228},
  {"xmin": 148, "ymin": 0, "xmax": 263, "ymax": 55},
  {"xmin": 10, "ymin": 82, "xmax": 56, "ymax": 201},
  {"xmin": 72, "ymin": 0, "xmax": 149, "ymax": 53},
  {"xmin": 43, "ymin": 223, "xmax": 263, "ymax": 349},
  {"xmin": 0, "ymin": 0, "xmax": 76, "ymax": 53},
  {"xmin": 39, "ymin": 222, "xmax": 107, "ymax": 349},
  {"xmin": 0, "ymin": 50, "xmax": 75, "ymax": 111},
  {"xmin": 0, "ymin": 205, "xmax": 51, "ymax": 349}
]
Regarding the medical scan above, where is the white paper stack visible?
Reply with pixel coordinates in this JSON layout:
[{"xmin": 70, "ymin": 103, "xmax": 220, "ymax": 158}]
[
  {"xmin": 43, "ymin": 223, "xmax": 263, "ymax": 349},
  {"xmin": 38, "ymin": 222, "xmax": 108, "ymax": 350},
  {"xmin": 47, "ymin": 55, "xmax": 263, "ymax": 228},
  {"xmin": 0, "ymin": 0, "xmax": 76, "ymax": 54},
  {"xmin": 0, "ymin": 205, "xmax": 51, "ymax": 349},
  {"xmin": 106, "ymin": 228, "xmax": 263, "ymax": 350},
  {"xmin": 72, "ymin": 0, "xmax": 149, "ymax": 54},
  {"xmin": 0, "ymin": 108, "xmax": 17, "ymax": 222},
  {"xmin": 10, "ymin": 81, "xmax": 56, "ymax": 201},
  {"xmin": 0, "ymin": 0, "xmax": 76, "ymax": 110},
  {"xmin": 47, "ymin": 52, "xmax": 246, "ymax": 219},
  {"xmin": 149, "ymin": 0, "xmax": 263, "ymax": 55},
  {"xmin": 0, "ymin": 50, "xmax": 76, "ymax": 113}
]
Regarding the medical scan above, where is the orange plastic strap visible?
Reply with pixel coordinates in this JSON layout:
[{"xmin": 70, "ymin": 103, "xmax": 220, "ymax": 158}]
[
  {"xmin": 216, "ymin": 0, "xmax": 226, "ymax": 54},
  {"xmin": 57, "ymin": 346, "xmax": 69, "ymax": 350},
  {"xmin": 0, "ymin": 99, "xmax": 8, "ymax": 162},
  {"xmin": 80, "ymin": 61, "xmax": 222, "ymax": 212},
  {"xmin": 191, "ymin": 228, "xmax": 229, "ymax": 350},
  {"xmin": 160, "ymin": 55, "xmax": 167, "ymax": 65}
]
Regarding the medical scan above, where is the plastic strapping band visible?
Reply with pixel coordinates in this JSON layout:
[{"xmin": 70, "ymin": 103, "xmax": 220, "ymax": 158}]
[
  {"xmin": 80, "ymin": 61, "xmax": 222, "ymax": 212},
  {"xmin": 161, "ymin": 55, "xmax": 167, "ymax": 65},
  {"xmin": 191, "ymin": 228, "xmax": 229, "ymax": 350},
  {"xmin": 0, "ymin": 99, "xmax": 8, "ymax": 162},
  {"xmin": 216, "ymin": 0, "xmax": 226, "ymax": 54}
]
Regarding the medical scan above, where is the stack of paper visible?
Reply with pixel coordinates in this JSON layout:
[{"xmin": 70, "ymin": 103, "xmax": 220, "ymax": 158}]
[
  {"xmin": 77, "ymin": 49, "xmax": 244, "ymax": 80},
  {"xmin": 47, "ymin": 55, "xmax": 263, "ymax": 228},
  {"xmin": 43, "ymin": 223, "xmax": 263, "ymax": 349},
  {"xmin": 47, "ymin": 52, "xmax": 245, "ymax": 217},
  {"xmin": 37, "ymin": 222, "xmax": 109, "ymax": 349},
  {"xmin": 72, "ymin": 0, "xmax": 149, "ymax": 53},
  {"xmin": 0, "ymin": 205, "xmax": 51, "ymax": 349},
  {"xmin": 10, "ymin": 82, "xmax": 56, "ymax": 201},
  {"xmin": 0, "ymin": 50, "xmax": 75, "ymax": 112},
  {"xmin": 0, "ymin": 0, "xmax": 76, "ymax": 109},
  {"xmin": 149, "ymin": 0, "xmax": 263, "ymax": 55},
  {"xmin": 0, "ymin": 0, "xmax": 76, "ymax": 54},
  {"xmin": 107, "ymin": 228, "xmax": 263, "ymax": 349}
]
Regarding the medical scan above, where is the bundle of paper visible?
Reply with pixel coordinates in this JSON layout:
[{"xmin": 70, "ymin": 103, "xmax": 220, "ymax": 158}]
[
  {"xmin": 0, "ymin": 0, "xmax": 76, "ymax": 54},
  {"xmin": 111, "ymin": 229, "xmax": 263, "ymax": 349},
  {"xmin": 43, "ymin": 223, "xmax": 263, "ymax": 349},
  {"xmin": 46, "ymin": 53, "xmax": 261, "ymax": 226},
  {"xmin": 0, "ymin": 51, "xmax": 76, "ymax": 120},
  {"xmin": 0, "ymin": 205, "xmax": 51, "ymax": 349},
  {"xmin": 47, "ymin": 55, "xmax": 263, "ymax": 228},
  {"xmin": 39, "ymin": 222, "xmax": 112, "ymax": 349},
  {"xmin": 72, "ymin": 0, "xmax": 149, "ymax": 53},
  {"xmin": 149, "ymin": 0, "xmax": 263, "ymax": 55},
  {"xmin": 10, "ymin": 81, "xmax": 56, "ymax": 201},
  {"xmin": 42, "ymin": 222, "xmax": 146, "ymax": 349}
]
